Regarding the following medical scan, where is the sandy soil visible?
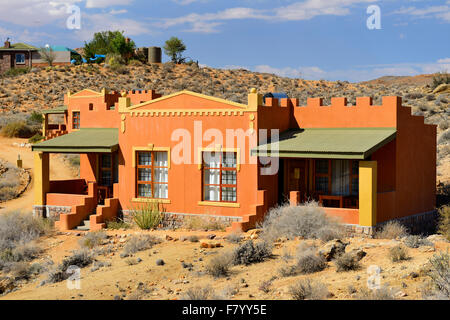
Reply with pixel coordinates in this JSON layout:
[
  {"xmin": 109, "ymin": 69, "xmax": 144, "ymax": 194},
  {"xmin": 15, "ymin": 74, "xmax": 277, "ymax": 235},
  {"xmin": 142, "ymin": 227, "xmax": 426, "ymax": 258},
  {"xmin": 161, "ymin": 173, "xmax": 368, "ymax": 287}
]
[
  {"xmin": 1, "ymin": 228, "xmax": 448, "ymax": 300},
  {"xmin": 0, "ymin": 137, "xmax": 78, "ymax": 213}
]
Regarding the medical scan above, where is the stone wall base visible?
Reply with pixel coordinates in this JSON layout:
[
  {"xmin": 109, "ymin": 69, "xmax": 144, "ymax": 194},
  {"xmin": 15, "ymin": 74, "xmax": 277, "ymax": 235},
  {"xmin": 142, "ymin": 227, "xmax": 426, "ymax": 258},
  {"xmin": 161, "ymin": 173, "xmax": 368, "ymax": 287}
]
[
  {"xmin": 33, "ymin": 205, "xmax": 71, "ymax": 221},
  {"xmin": 121, "ymin": 210, "xmax": 242, "ymax": 230},
  {"xmin": 344, "ymin": 210, "xmax": 438, "ymax": 238}
]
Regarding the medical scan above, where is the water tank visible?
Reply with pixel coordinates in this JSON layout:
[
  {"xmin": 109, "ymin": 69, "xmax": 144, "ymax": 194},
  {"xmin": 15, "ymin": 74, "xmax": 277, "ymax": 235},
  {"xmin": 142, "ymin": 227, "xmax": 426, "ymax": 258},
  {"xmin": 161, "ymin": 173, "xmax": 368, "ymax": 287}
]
[{"xmin": 148, "ymin": 46, "xmax": 162, "ymax": 63}]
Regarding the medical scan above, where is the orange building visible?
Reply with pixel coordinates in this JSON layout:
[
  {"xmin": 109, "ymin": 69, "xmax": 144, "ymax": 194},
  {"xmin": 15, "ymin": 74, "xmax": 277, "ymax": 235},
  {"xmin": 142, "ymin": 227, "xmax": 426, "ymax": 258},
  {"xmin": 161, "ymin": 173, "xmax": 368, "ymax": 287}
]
[{"xmin": 32, "ymin": 88, "xmax": 436, "ymax": 234}]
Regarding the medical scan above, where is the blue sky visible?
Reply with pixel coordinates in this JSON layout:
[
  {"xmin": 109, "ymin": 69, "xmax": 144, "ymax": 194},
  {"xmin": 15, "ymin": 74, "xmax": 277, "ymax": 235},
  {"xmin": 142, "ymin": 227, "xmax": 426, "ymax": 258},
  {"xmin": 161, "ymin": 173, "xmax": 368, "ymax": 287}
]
[{"xmin": 0, "ymin": 0, "xmax": 449, "ymax": 82}]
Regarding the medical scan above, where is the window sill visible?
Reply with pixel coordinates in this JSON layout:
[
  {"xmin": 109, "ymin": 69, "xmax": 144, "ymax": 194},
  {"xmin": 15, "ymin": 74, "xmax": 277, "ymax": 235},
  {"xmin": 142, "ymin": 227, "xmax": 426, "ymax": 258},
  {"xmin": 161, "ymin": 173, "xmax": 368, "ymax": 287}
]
[
  {"xmin": 198, "ymin": 201, "xmax": 240, "ymax": 208},
  {"xmin": 132, "ymin": 198, "xmax": 171, "ymax": 204}
]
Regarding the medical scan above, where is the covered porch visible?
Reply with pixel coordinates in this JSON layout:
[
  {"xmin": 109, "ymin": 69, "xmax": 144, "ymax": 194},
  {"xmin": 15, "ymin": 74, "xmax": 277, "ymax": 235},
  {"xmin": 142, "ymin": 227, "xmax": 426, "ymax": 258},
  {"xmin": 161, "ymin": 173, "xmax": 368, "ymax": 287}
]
[
  {"xmin": 42, "ymin": 106, "xmax": 68, "ymax": 140},
  {"xmin": 253, "ymin": 128, "xmax": 397, "ymax": 227},
  {"xmin": 32, "ymin": 128, "xmax": 120, "ymax": 231}
]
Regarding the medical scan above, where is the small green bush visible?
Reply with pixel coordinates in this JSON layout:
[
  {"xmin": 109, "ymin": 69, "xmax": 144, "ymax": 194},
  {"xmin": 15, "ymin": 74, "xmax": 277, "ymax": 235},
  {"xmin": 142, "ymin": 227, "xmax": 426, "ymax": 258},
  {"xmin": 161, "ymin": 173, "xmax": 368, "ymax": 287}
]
[
  {"xmin": 28, "ymin": 133, "xmax": 44, "ymax": 144},
  {"xmin": 432, "ymin": 72, "xmax": 450, "ymax": 90},
  {"xmin": 106, "ymin": 218, "xmax": 131, "ymax": 230},
  {"xmin": 4, "ymin": 68, "xmax": 30, "ymax": 77},
  {"xmin": 28, "ymin": 111, "xmax": 43, "ymax": 124},
  {"xmin": 130, "ymin": 202, "xmax": 163, "ymax": 230}
]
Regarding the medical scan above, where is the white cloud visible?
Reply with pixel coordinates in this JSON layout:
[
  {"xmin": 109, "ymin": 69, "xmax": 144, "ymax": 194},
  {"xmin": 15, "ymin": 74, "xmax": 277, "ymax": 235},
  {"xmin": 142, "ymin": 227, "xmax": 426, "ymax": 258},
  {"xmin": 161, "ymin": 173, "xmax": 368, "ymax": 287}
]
[
  {"xmin": 247, "ymin": 58, "xmax": 450, "ymax": 82},
  {"xmin": 158, "ymin": 0, "xmax": 377, "ymax": 33},
  {"xmin": 109, "ymin": 9, "xmax": 128, "ymax": 15},
  {"xmin": 85, "ymin": 0, "xmax": 133, "ymax": 9},
  {"xmin": 393, "ymin": 4, "xmax": 450, "ymax": 23},
  {"xmin": 0, "ymin": 0, "xmax": 81, "ymax": 27},
  {"xmin": 73, "ymin": 13, "xmax": 151, "ymax": 41}
]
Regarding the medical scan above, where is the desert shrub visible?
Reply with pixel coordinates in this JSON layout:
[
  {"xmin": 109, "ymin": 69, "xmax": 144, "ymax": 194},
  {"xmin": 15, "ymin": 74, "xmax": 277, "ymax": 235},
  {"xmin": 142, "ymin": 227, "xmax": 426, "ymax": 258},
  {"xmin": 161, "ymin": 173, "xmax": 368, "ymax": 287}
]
[
  {"xmin": 432, "ymin": 72, "xmax": 450, "ymax": 90},
  {"xmin": 121, "ymin": 235, "xmax": 161, "ymax": 257},
  {"xmin": 261, "ymin": 202, "xmax": 342, "ymax": 241},
  {"xmin": 315, "ymin": 225, "xmax": 344, "ymax": 242},
  {"xmin": 258, "ymin": 280, "xmax": 272, "ymax": 293},
  {"xmin": 125, "ymin": 257, "xmax": 139, "ymax": 266},
  {"xmin": 225, "ymin": 232, "xmax": 243, "ymax": 244},
  {"xmin": 28, "ymin": 133, "xmax": 43, "ymax": 144},
  {"xmin": 438, "ymin": 129, "xmax": 450, "ymax": 145},
  {"xmin": 106, "ymin": 218, "xmax": 131, "ymax": 230},
  {"xmin": 130, "ymin": 202, "xmax": 163, "ymax": 230},
  {"xmin": 389, "ymin": 245, "xmax": 410, "ymax": 262},
  {"xmin": 404, "ymin": 235, "xmax": 433, "ymax": 248},
  {"xmin": 278, "ymin": 264, "xmax": 298, "ymax": 277},
  {"xmin": 375, "ymin": 221, "xmax": 407, "ymax": 239},
  {"xmin": 335, "ymin": 253, "xmax": 360, "ymax": 272},
  {"xmin": 4, "ymin": 68, "xmax": 30, "ymax": 77},
  {"xmin": 426, "ymin": 252, "xmax": 450, "ymax": 299},
  {"xmin": 28, "ymin": 111, "xmax": 43, "ymax": 124},
  {"xmin": 9, "ymin": 261, "xmax": 42, "ymax": 280},
  {"xmin": 206, "ymin": 252, "xmax": 232, "ymax": 278},
  {"xmin": 356, "ymin": 286, "xmax": 397, "ymax": 300},
  {"xmin": 0, "ymin": 212, "xmax": 51, "ymax": 251},
  {"xmin": 60, "ymin": 249, "xmax": 93, "ymax": 270},
  {"xmin": 231, "ymin": 240, "xmax": 272, "ymax": 265},
  {"xmin": 296, "ymin": 247, "xmax": 326, "ymax": 274},
  {"xmin": 288, "ymin": 279, "xmax": 329, "ymax": 300},
  {"xmin": 183, "ymin": 216, "xmax": 227, "ymax": 231},
  {"xmin": 1, "ymin": 121, "xmax": 35, "ymax": 138},
  {"xmin": 128, "ymin": 59, "xmax": 143, "ymax": 66},
  {"xmin": 187, "ymin": 235, "xmax": 199, "ymax": 243},
  {"xmin": 47, "ymin": 249, "xmax": 93, "ymax": 284},
  {"xmin": 438, "ymin": 206, "xmax": 450, "ymax": 241},
  {"xmin": 181, "ymin": 286, "xmax": 218, "ymax": 300},
  {"xmin": 78, "ymin": 231, "xmax": 108, "ymax": 249}
]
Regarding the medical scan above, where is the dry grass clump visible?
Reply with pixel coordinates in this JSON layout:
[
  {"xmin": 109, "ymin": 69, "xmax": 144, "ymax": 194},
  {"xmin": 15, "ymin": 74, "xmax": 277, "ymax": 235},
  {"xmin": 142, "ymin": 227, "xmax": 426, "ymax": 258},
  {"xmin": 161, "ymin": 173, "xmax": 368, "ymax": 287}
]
[
  {"xmin": 47, "ymin": 249, "xmax": 93, "ymax": 284},
  {"xmin": 225, "ymin": 232, "xmax": 243, "ymax": 244},
  {"xmin": 78, "ymin": 231, "xmax": 108, "ymax": 249},
  {"xmin": 375, "ymin": 221, "xmax": 408, "ymax": 239},
  {"xmin": 389, "ymin": 245, "xmax": 410, "ymax": 262},
  {"xmin": 181, "ymin": 285, "xmax": 220, "ymax": 300},
  {"xmin": 404, "ymin": 235, "xmax": 433, "ymax": 248},
  {"xmin": 288, "ymin": 279, "xmax": 329, "ymax": 300},
  {"xmin": 438, "ymin": 206, "xmax": 450, "ymax": 241},
  {"xmin": 0, "ymin": 121, "xmax": 35, "ymax": 138},
  {"xmin": 183, "ymin": 216, "xmax": 228, "ymax": 231},
  {"xmin": 296, "ymin": 244, "xmax": 327, "ymax": 274},
  {"xmin": 0, "ymin": 163, "xmax": 22, "ymax": 202},
  {"xmin": 206, "ymin": 252, "xmax": 233, "ymax": 278},
  {"xmin": 261, "ymin": 202, "xmax": 343, "ymax": 242},
  {"xmin": 121, "ymin": 235, "xmax": 161, "ymax": 258},
  {"xmin": 356, "ymin": 286, "xmax": 398, "ymax": 300},
  {"xmin": 424, "ymin": 252, "xmax": 450, "ymax": 299},
  {"xmin": 231, "ymin": 240, "xmax": 272, "ymax": 265},
  {"xmin": 334, "ymin": 252, "xmax": 361, "ymax": 272}
]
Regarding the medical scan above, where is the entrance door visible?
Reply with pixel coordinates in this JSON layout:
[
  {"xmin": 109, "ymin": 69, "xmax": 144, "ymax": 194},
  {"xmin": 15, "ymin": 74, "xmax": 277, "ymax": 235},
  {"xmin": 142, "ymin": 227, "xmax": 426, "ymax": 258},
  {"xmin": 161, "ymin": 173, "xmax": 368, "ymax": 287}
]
[
  {"xmin": 98, "ymin": 153, "xmax": 118, "ymax": 203},
  {"xmin": 285, "ymin": 159, "xmax": 308, "ymax": 203}
]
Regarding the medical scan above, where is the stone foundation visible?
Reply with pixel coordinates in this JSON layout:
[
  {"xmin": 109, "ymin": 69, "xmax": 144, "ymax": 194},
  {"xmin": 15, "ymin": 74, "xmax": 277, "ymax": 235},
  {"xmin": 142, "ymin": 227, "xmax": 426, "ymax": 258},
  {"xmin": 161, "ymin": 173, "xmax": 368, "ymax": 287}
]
[
  {"xmin": 33, "ymin": 205, "xmax": 71, "ymax": 221},
  {"xmin": 344, "ymin": 210, "xmax": 438, "ymax": 238},
  {"xmin": 121, "ymin": 210, "xmax": 242, "ymax": 230}
]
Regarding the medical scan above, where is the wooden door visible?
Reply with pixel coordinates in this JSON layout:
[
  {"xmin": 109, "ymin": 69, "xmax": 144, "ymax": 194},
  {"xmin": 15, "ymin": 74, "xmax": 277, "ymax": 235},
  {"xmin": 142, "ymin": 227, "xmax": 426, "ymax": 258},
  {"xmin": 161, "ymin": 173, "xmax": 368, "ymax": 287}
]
[{"xmin": 285, "ymin": 159, "xmax": 308, "ymax": 202}]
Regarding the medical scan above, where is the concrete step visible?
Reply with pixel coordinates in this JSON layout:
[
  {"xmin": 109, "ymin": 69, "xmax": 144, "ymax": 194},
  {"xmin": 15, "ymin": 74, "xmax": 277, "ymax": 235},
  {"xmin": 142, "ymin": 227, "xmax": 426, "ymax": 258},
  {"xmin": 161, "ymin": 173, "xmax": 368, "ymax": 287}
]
[{"xmin": 75, "ymin": 219, "xmax": 91, "ymax": 231}]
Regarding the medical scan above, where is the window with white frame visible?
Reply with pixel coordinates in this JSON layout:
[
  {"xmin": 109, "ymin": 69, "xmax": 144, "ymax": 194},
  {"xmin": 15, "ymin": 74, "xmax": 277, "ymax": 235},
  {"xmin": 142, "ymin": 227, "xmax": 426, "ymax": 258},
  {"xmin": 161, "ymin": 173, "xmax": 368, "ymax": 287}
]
[{"xmin": 202, "ymin": 152, "xmax": 237, "ymax": 202}]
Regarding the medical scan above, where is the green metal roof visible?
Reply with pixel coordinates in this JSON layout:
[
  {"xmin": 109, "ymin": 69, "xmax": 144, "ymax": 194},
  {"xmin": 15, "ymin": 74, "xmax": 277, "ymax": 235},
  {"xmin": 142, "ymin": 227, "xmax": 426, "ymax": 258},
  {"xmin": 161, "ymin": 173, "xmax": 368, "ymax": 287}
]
[
  {"xmin": 42, "ymin": 106, "xmax": 68, "ymax": 114},
  {"xmin": 32, "ymin": 128, "xmax": 118, "ymax": 153},
  {"xmin": 252, "ymin": 128, "xmax": 397, "ymax": 160},
  {"xmin": 0, "ymin": 43, "xmax": 38, "ymax": 51}
]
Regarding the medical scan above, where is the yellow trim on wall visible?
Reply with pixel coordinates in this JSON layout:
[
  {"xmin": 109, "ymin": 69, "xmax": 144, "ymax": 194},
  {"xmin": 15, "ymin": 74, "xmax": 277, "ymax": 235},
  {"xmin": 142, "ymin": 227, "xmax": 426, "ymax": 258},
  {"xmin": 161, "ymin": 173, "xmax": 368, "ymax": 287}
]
[
  {"xmin": 197, "ymin": 147, "xmax": 241, "ymax": 171},
  {"xmin": 198, "ymin": 201, "xmax": 240, "ymax": 208},
  {"xmin": 359, "ymin": 161, "xmax": 377, "ymax": 227},
  {"xmin": 132, "ymin": 146, "xmax": 171, "ymax": 168},
  {"xmin": 132, "ymin": 198, "xmax": 171, "ymax": 204}
]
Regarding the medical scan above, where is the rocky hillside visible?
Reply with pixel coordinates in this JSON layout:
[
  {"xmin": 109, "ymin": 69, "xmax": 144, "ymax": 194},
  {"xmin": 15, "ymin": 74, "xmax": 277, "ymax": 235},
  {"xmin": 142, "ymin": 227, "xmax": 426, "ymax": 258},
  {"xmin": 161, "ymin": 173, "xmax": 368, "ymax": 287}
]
[{"xmin": 0, "ymin": 63, "xmax": 448, "ymax": 183}]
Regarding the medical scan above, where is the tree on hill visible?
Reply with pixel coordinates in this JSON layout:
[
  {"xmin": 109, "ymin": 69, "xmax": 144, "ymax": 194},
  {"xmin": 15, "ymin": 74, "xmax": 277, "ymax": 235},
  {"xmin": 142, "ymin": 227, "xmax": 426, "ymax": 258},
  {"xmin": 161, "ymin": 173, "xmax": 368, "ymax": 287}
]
[
  {"xmin": 39, "ymin": 47, "xmax": 56, "ymax": 67},
  {"xmin": 163, "ymin": 37, "xmax": 186, "ymax": 64},
  {"xmin": 83, "ymin": 31, "xmax": 135, "ymax": 63}
]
